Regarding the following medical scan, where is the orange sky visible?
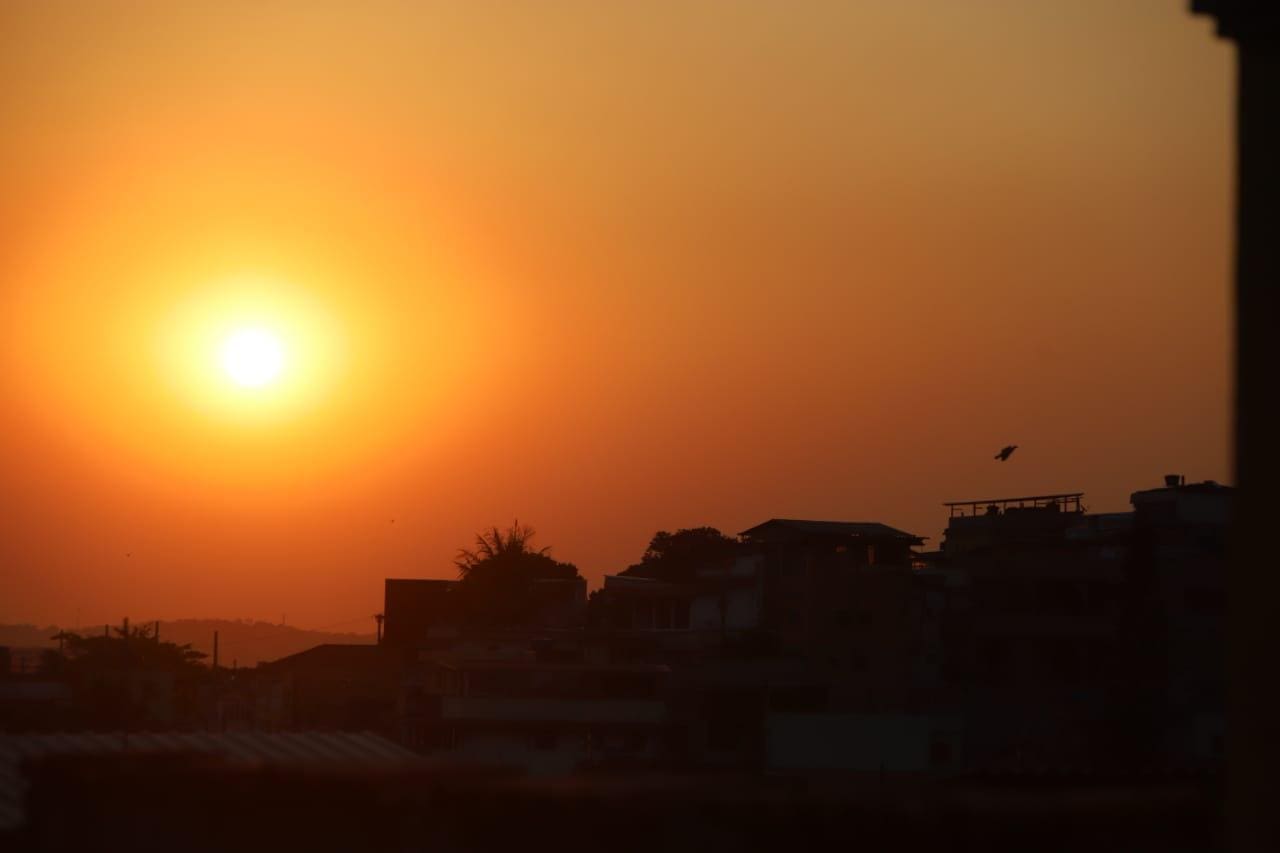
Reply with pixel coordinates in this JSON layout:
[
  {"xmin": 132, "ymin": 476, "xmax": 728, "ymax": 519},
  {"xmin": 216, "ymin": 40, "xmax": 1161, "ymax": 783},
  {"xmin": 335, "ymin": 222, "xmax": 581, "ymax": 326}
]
[{"xmin": 1, "ymin": 1, "xmax": 1233, "ymax": 630}]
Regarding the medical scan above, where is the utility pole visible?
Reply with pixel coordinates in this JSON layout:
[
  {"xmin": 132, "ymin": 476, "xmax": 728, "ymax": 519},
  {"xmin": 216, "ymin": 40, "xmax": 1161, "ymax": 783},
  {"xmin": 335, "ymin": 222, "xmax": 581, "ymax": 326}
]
[
  {"xmin": 212, "ymin": 630, "xmax": 219, "ymax": 670},
  {"xmin": 375, "ymin": 613, "xmax": 385, "ymax": 644}
]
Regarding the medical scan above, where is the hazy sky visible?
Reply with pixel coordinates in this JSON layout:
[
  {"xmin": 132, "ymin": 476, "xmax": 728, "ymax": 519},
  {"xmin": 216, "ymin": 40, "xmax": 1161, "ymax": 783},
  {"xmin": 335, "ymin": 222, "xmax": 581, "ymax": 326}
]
[{"xmin": 1, "ymin": 1, "xmax": 1233, "ymax": 629}]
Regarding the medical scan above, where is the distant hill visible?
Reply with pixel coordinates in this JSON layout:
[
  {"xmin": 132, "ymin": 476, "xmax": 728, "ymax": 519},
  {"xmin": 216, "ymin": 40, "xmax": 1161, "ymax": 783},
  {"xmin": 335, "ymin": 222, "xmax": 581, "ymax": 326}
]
[{"xmin": 0, "ymin": 620, "xmax": 375, "ymax": 668}]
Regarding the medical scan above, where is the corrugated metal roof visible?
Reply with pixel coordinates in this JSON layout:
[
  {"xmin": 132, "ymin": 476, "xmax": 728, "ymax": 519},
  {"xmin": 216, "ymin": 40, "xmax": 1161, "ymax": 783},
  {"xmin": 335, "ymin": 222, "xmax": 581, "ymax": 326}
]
[{"xmin": 0, "ymin": 730, "xmax": 419, "ymax": 830}]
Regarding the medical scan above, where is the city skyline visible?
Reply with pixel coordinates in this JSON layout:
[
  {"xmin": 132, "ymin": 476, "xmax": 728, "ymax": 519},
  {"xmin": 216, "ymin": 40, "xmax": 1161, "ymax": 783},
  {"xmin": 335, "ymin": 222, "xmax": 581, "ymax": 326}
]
[{"xmin": 1, "ymin": 2, "xmax": 1233, "ymax": 628}]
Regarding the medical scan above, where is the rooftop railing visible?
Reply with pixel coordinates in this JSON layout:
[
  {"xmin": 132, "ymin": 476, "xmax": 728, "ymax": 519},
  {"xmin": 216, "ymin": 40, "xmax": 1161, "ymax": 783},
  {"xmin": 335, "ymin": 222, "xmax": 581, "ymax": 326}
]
[{"xmin": 943, "ymin": 493, "xmax": 1085, "ymax": 519}]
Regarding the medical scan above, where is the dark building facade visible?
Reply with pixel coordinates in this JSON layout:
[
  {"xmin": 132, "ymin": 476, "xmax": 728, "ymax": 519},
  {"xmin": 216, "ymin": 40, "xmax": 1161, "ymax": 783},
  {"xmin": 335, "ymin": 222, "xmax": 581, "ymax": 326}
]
[
  {"xmin": 923, "ymin": 478, "xmax": 1228, "ymax": 772},
  {"xmin": 1124, "ymin": 477, "xmax": 1228, "ymax": 764},
  {"xmin": 383, "ymin": 579, "xmax": 462, "ymax": 648}
]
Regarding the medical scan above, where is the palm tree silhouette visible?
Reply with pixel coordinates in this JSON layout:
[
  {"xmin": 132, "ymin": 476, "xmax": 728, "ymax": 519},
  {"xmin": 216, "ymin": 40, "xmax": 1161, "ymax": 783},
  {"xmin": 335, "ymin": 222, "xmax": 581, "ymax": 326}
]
[{"xmin": 454, "ymin": 520, "xmax": 550, "ymax": 578}]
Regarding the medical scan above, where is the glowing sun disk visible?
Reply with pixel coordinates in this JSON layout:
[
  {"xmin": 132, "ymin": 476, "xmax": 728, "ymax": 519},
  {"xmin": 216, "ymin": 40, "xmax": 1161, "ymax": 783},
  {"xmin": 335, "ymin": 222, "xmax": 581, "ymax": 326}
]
[{"xmin": 220, "ymin": 327, "xmax": 285, "ymax": 388}]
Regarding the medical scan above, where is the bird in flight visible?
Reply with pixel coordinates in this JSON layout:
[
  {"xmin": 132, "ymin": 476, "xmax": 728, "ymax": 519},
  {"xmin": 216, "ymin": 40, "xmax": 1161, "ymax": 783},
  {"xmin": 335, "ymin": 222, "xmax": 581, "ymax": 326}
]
[{"xmin": 995, "ymin": 445, "xmax": 1018, "ymax": 461}]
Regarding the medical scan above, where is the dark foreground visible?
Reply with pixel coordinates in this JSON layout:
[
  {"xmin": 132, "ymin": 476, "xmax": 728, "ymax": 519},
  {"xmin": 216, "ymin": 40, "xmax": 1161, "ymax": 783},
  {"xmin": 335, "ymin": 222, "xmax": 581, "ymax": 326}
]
[{"xmin": 9, "ymin": 754, "xmax": 1222, "ymax": 853}]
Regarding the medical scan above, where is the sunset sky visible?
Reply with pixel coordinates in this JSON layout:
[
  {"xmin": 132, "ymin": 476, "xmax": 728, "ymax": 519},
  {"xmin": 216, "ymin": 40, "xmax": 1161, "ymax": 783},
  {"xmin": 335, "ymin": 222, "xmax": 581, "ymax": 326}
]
[{"xmin": 1, "ymin": 1, "xmax": 1232, "ymax": 630}]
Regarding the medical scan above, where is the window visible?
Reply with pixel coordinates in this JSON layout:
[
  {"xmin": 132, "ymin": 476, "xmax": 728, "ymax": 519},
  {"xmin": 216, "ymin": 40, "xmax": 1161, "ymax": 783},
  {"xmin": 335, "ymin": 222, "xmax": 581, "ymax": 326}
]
[{"xmin": 655, "ymin": 599, "xmax": 673, "ymax": 630}]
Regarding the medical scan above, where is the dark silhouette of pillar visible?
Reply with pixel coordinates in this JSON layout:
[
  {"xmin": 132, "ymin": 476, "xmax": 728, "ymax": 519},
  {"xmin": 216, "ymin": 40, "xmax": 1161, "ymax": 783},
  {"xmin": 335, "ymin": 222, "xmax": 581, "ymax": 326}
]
[{"xmin": 1191, "ymin": 5, "xmax": 1280, "ymax": 851}]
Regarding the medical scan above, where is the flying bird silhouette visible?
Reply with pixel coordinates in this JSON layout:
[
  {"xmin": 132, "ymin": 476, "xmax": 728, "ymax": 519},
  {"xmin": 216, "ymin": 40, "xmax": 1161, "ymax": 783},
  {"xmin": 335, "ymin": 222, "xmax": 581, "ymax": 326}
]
[{"xmin": 995, "ymin": 445, "xmax": 1018, "ymax": 461}]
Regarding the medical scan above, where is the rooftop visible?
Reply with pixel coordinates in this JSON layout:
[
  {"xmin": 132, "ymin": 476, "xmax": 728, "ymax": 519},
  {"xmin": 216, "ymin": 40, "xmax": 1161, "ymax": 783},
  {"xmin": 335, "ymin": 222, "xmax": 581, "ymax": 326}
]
[
  {"xmin": 943, "ymin": 493, "xmax": 1084, "ymax": 518},
  {"xmin": 739, "ymin": 519, "xmax": 924, "ymax": 544},
  {"xmin": 1131, "ymin": 479, "xmax": 1234, "ymax": 500},
  {"xmin": 256, "ymin": 642, "xmax": 387, "ymax": 672}
]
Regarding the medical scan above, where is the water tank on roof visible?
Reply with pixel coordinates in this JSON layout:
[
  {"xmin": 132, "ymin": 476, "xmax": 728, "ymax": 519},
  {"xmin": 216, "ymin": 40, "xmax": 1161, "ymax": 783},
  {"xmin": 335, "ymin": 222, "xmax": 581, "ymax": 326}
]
[{"xmin": 1164, "ymin": 474, "xmax": 1182, "ymax": 488}]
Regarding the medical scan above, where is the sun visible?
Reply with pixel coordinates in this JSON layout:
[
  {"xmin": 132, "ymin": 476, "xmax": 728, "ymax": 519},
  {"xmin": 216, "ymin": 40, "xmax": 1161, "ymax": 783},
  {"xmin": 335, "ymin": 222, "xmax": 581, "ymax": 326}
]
[
  {"xmin": 160, "ymin": 280, "xmax": 344, "ymax": 420},
  {"xmin": 219, "ymin": 327, "xmax": 285, "ymax": 388}
]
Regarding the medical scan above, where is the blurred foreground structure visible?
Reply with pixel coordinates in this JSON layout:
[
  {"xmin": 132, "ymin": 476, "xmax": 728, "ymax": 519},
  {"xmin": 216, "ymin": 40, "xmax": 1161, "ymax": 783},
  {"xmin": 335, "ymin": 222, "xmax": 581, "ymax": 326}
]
[
  {"xmin": 10, "ymin": 754, "xmax": 1219, "ymax": 853},
  {"xmin": 1190, "ymin": 4, "xmax": 1280, "ymax": 851}
]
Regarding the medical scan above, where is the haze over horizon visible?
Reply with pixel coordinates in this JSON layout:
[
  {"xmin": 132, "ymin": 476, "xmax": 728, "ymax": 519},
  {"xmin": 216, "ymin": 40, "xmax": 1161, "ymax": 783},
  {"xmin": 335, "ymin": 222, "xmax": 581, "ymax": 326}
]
[{"xmin": 2, "ymin": 1, "xmax": 1231, "ymax": 628}]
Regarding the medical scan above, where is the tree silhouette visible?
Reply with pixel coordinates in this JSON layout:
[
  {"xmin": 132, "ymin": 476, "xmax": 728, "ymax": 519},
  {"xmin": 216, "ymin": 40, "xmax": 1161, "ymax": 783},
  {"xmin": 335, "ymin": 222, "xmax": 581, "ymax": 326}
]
[
  {"xmin": 454, "ymin": 521, "xmax": 581, "ymax": 628},
  {"xmin": 454, "ymin": 521, "xmax": 551, "ymax": 579},
  {"xmin": 620, "ymin": 527, "xmax": 740, "ymax": 582},
  {"xmin": 39, "ymin": 626, "xmax": 209, "ymax": 730}
]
